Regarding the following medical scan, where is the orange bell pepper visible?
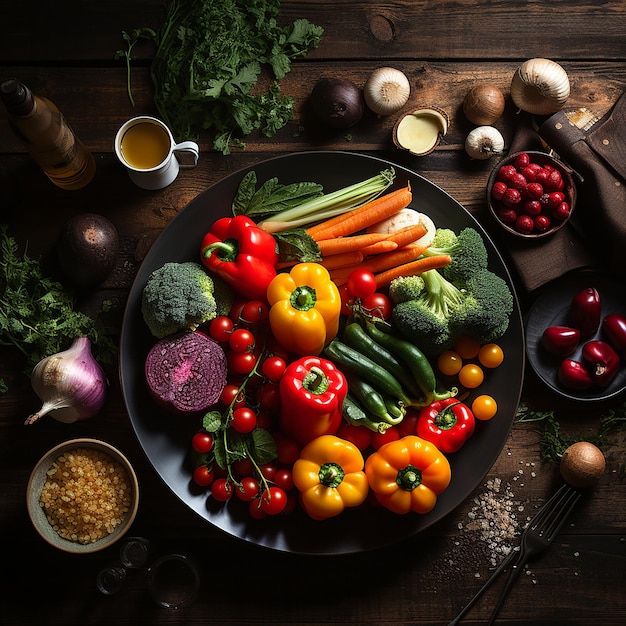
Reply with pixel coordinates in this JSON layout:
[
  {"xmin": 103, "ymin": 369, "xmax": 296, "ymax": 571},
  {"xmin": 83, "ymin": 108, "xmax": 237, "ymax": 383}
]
[
  {"xmin": 292, "ymin": 434, "xmax": 369, "ymax": 520},
  {"xmin": 364, "ymin": 435, "xmax": 451, "ymax": 514}
]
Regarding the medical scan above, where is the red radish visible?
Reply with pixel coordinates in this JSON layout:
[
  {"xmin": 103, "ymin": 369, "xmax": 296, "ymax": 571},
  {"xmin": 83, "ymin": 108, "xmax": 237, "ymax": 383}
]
[
  {"xmin": 541, "ymin": 325, "xmax": 580, "ymax": 357},
  {"xmin": 145, "ymin": 330, "xmax": 228, "ymax": 414}
]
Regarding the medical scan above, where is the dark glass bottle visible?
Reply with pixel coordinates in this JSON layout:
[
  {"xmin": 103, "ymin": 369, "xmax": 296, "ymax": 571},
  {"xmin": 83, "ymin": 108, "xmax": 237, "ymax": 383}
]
[{"xmin": 1, "ymin": 79, "xmax": 95, "ymax": 190}]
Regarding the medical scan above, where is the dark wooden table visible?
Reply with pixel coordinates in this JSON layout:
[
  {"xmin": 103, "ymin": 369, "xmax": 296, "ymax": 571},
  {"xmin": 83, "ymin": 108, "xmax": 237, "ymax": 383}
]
[{"xmin": 1, "ymin": 1, "xmax": 625, "ymax": 624}]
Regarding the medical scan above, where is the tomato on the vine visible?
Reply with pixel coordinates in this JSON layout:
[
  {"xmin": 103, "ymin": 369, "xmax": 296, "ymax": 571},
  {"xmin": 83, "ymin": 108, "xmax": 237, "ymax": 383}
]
[
  {"xmin": 228, "ymin": 350, "xmax": 257, "ymax": 375},
  {"xmin": 257, "ymin": 382, "xmax": 281, "ymax": 413},
  {"xmin": 191, "ymin": 431, "xmax": 214, "ymax": 454},
  {"xmin": 192, "ymin": 465, "xmax": 214, "ymax": 487},
  {"xmin": 231, "ymin": 407, "xmax": 257, "ymax": 433},
  {"xmin": 346, "ymin": 268, "xmax": 377, "ymax": 299},
  {"xmin": 260, "ymin": 356, "xmax": 286, "ymax": 382},
  {"xmin": 235, "ymin": 476, "xmax": 260, "ymax": 502},
  {"xmin": 339, "ymin": 284, "xmax": 354, "ymax": 316},
  {"xmin": 211, "ymin": 478, "xmax": 234, "ymax": 502},
  {"xmin": 209, "ymin": 315, "xmax": 234, "ymax": 342},
  {"xmin": 220, "ymin": 383, "xmax": 246, "ymax": 408},
  {"xmin": 361, "ymin": 292, "xmax": 392, "ymax": 320},
  {"xmin": 273, "ymin": 468, "xmax": 294, "ymax": 492},
  {"xmin": 259, "ymin": 462, "xmax": 277, "ymax": 482},
  {"xmin": 274, "ymin": 433, "xmax": 301, "ymax": 466},
  {"xmin": 458, "ymin": 363, "xmax": 484, "ymax": 388},
  {"xmin": 260, "ymin": 486, "xmax": 287, "ymax": 515},
  {"xmin": 240, "ymin": 300, "xmax": 270, "ymax": 325},
  {"xmin": 232, "ymin": 458, "xmax": 254, "ymax": 478},
  {"xmin": 229, "ymin": 328, "xmax": 255, "ymax": 353},
  {"xmin": 248, "ymin": 498, "xmax": 268, "ymax": 520}
]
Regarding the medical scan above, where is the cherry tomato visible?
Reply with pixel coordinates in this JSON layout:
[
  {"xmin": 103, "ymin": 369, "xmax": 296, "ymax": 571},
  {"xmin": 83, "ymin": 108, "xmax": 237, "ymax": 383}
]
[
  {"xmin": 336, "ymin": 421, "xmax": 372, "ymax": 450},
  {"xmin": 191, "ymin": 431, "xmax": 214, "ymax": 454},
  {"xmin": 371, "ymin": 425, "xmax": 400, "ymax": 449},
  {"xmin": 339, "ymin": 284, "xmax": 354, "ymax": 317},
  {"xmin": 274, "ymin": 434, "xmax": 301, "ymax": 466},
  {"xmin": 229, "ymin": 328, "xmax": 256, "ymax": 353},
  {"xmin": 211, "ymin": 478, "xmax": 234, "ymax": 502},
  {"xmin": 240, "ymin": 300, "xmax": 270, "ymax": 326},
  {"xmin": 220, "ymin": 383, "xmax": 246, "ymax": 409},
  {"xmin": 437, "ymin": 350, "xmax": 463, "ymax": 376},
  {"xmin": 458, "ymin": 363, "xmax": 485, "ymax": 388},
  {"xmin": 255, "ymin": 411, "xmax": 276, "ymax": 431},
  {"xmin": 232, "ymin": 458, "xmax": 254, "ymax": 478},
  {"xmin": 478, "ymin": 343, "xmax": 505, "ymax": 368},
  {"xmin": 260, "ymin": 356, "xmax": 286, "ymax": 382},
  {"xmin": 192, "ymin": 465, "xmax": 215, "ymax": 487},
  {"xmin": 346, "ymin": 269, "xmax": 377, "ymax": 299},
  {"xmin": 235, "ymin": 476, "xmax": 260, "ymax": 502},
  {"xmin": 260, "ymin": 486, "xmax": 288, "ymax": 515},
  {"xmin": 273, "ymin": 468, "xmax": 294, "ymax": 492},
  {"xmin": 209, "ymin": 315, "xmax": 234, "ymax": 342},
  {"xmin": 398, "ymin": 409, "xmax": 419, "ymax": 437},
  {"xmin": 472, "ymin": 394, "xmax": 498, "ymax": 420},
  {"xmin": 248, "ymin": 498, "xmax": 268, "ymax": 520},
  {"xmin": 454, "ymin": 336, "xmax": 481, "ymax": 359},
  {"xmin": 361, "ymin": 292, "xmax": 393, "ymax": 320},
  {"xmin": 228, "ymin": 350, "xmax": 257, "ymax": 375},
  {"xmin": 256, "ymin": 382, "xmax": 281, "ymax": 413},
  {"xmin": 231, "ymin": 407, "xmax": 257, "ymax": 433}
]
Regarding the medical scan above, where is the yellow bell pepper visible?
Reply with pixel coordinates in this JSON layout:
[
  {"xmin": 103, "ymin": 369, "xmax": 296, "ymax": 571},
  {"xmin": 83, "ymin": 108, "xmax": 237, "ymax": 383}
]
[
  {"xmin": 365, "ymin": 435, "xmax": 451, "ymax": 514},
  {"xmin": 292, "ymin": 434, "xmax": 369, "ymax": 520},
  {"xmin": 267, "ymin": 263, "xmax": 341, "ymax": 356}
]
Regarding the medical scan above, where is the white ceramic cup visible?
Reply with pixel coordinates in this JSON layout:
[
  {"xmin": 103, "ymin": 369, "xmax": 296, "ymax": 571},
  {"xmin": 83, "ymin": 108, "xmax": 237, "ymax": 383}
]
[{"xmin": 114, "ymin": 116, "xmax": 199, "ymax": 190}]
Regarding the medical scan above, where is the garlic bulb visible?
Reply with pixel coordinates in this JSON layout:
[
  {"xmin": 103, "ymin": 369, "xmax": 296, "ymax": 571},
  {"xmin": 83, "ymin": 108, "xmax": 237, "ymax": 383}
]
[
  {"xmin": 510, "ymin": 58, "xmax": 570, "ymax": 115},
  {"xmin": 465, "ymin": 126, "xmax": 505, "ymax": 160},
  {"xmin": 363, "ymin": 67, "xmax": 411, "ymax": 116}
]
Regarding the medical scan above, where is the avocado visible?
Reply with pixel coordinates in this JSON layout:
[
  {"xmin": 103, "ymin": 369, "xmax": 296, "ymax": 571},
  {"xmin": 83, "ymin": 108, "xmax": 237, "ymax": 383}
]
[{"xmin": 57, "ymin": 213, "xmax": 119, "ymax": 288}]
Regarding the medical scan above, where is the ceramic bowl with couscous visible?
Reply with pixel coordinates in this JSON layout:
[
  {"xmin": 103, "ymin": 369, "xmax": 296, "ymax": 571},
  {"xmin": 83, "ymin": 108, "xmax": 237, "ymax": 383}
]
[{"xmin": 27, "ymin": 438, "xmax": 139, "ymax": 554}]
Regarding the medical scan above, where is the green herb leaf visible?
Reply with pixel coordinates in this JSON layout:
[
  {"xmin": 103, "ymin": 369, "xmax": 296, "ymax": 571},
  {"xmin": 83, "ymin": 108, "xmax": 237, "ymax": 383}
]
[
  {"xmin": 275, "ymin": 228, "xmax": 321, "ymax": 264},
  {"xmin": 247, "ymin": 428, "xmax": 278, "ymax": 465}
]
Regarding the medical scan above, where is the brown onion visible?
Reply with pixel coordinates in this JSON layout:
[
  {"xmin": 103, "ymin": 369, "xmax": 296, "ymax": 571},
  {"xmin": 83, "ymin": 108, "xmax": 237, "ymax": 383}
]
[
  {"xmin": 462, "ymin": 83, "xmax": 506, "ymax": 125},
  {"xmin": 560, "ymin": 441, "xmax": 606, "ymax": 489}
]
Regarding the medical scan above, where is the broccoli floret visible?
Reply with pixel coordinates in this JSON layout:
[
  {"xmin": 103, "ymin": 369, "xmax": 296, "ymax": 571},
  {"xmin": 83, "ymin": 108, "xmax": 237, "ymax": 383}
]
[
  {"xmin": 392, "ymin": 269, "xmax": 465, "ymax": 356},
  {"xmin": 388, "ymin": 275, "xmax": 425, "ymax": 304},
  {"xmin": 142, "ymin": 262, "xmax": 217, "ymax": 338},
  {"xmin": 452, "ymin": 268, "xmax": 514, "ymax": 344},
  {"xmin": 210, "ymin": 274, "xmax": 237, "ymax": 317},
  {"xmin": 425, "ymin": 227, "xmax": 489, "ymax": 284}
]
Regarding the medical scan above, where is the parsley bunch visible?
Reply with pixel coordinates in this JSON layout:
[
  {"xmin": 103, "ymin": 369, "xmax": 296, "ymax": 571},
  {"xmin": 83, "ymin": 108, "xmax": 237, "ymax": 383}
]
[
  {"xmin": 124, "ymin": 0, "xmax": 323, "ymax": 154},
  {"xmin": 0, "ymin": 226, "xmax": 117, "ymax": 390}
]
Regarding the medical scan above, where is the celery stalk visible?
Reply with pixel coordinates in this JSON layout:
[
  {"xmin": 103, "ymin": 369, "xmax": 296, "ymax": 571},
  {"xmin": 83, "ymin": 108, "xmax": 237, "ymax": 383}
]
[{"xmin": 258, "ymin": 167, "xmax": 396, "ymax": 233}]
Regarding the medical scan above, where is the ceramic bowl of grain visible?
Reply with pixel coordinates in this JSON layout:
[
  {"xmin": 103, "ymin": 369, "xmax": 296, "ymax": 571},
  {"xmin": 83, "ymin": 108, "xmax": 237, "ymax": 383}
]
[{"xmin": 27, "ymin": 438, "xmax": 139, "ymax": 554}]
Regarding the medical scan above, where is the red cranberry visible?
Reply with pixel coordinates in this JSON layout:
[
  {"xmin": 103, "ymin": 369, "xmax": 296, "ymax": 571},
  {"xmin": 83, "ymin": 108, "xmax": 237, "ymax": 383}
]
[
  {"xmin": 545, "ymin": 169, "xmax": 563, "ymax": 191},
  {"xmin": 536, "ymin": 168, "xmax": 550, "ymax": 185},
  {"xmin": 515, "ymin": 214, "xmax": 535, "ymax": 234},
  {"xmin": 553, "ymin": 201, "xmax": 571, "ymax": 220},
  {"xmin": 535, "ymin": 214, "xmax": 552, "ymax": 232},
  {"xmin": 509, "ymin": 172, "xmax": 527, "ymax": 190},
  {"xmin": 502, "ymin": 188, "xmax": 522, "ymax": 206},
  {"xmin": 525, "ymin": 182, "xmax": 544, "ymax": 199},
  {"xmin": 521, "ymin": 163, "xmax": 542, "ymax": 182},
  {"xmin": 491, "ymin": 181, "xmax": 508, "ymax": 201},
  {"xmin": 523, "ymin": 200, "xmax": 542, "ymax": 215},
  {"xmin": 497, "ymin": 164, "xmax": 517, "ymax": 184},
  {"xmin": 497, "ymin": 207, "xmax": 518, "ymax": 224},
  {"xmin": 514, "ymin": 152, "xmax": 531, "ymax": 169},
  {"xmin": 547, "ymin": 191, "xmax": 565, "ymax": 209}
]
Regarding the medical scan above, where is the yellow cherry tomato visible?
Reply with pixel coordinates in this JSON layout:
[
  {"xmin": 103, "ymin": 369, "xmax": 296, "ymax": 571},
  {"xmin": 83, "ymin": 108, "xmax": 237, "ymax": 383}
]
[
  {"xmin": 437, "ymin": 350, "xmax": 463, "ymax": 376},
  {"xmin": 458, "ymin": 363, "xmax": 484, "ymax": 388},
  {"xmin": 454, "ymin": 336, "xmax": 481, "ymax": 360},
  {"xmin": 472, "ymin": 394, "xmax": 498, "ymax": 420},
  {"xmin": 478, "ymin": 343, "xmax": 505, "ymax": 369}
]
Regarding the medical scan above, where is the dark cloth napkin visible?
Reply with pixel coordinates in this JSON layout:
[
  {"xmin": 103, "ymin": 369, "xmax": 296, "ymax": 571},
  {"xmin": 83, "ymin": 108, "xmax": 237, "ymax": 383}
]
[{"xmin": 499, "ymin": 92, "xmax": 626, "ymax": 293}]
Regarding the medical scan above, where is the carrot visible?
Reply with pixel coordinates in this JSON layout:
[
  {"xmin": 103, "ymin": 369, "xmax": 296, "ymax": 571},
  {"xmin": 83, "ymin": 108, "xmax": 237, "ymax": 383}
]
[
  {"xmin": 319, "ymin": 250, "xmax": 364, "ymax": 271},
  {"xmin": 358, "ymin": 240, "xmax": 399, "ymax": 256},
  {"xmin": 306, "ymin": 185, "xmax": 412, "ymax": 240},
  {"xmin": 362, "ymin": 245, "xmax": 429, "ymax": 273},
  {"xmin": 374, "ymin": 254, "xmax": 452, "ymax": 289},
  {"xmin": 384, "ymin": 222, "xmax": 428, "ymax": 248},
  {"xmin": 316, "ymin": 232, "xmax": 389, "ymax": 256}
]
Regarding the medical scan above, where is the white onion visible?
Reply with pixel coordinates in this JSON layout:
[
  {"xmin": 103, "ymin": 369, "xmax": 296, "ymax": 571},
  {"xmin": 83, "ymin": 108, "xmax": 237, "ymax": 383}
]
[{"xmin": 510, "ymin": 58, "xmax": 570, "ymax": 115}]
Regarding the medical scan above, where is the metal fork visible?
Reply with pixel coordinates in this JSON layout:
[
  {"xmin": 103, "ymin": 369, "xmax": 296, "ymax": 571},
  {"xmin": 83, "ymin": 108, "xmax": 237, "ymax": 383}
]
[{"xmin": 448, "ymin": 483, "xmax": 581, "ymax": 625}]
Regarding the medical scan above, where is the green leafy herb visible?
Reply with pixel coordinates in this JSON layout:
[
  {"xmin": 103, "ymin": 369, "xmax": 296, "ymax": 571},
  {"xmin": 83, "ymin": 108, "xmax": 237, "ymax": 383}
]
[
  {"xmin": 0, "ymin": 225, "xmax": 117, "ymax": 391},
  {"xmin": 120, "ymin": 0, "xmax": 323, "ymax": 154},
  {"xmin": 114, "ymin": 28, "xmax": 156, "ymax": 106}
]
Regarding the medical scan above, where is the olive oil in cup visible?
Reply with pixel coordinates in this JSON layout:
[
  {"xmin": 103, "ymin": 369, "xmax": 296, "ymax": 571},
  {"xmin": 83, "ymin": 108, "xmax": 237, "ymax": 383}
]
[{"xmin": 115, "ymin": 116, "xmax": 199, "ymax": 190}]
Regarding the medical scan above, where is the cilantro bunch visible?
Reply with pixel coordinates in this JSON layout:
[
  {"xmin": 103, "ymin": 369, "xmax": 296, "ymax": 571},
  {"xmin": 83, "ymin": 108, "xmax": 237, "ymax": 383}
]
[{"xmin": 121, "ymin": 0, "xmax": 323, "ymax": 154}]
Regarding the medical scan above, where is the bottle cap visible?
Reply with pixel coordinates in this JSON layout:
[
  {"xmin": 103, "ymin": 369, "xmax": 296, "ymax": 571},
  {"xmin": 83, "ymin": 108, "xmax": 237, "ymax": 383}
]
[{"xmin": 1, "ymin": 79, "xmax": 35, "ymax": 116}]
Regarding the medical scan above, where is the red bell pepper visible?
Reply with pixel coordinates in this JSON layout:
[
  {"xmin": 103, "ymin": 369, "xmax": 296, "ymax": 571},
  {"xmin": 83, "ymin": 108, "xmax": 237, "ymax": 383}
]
[
  {"xmin": 279, "ymin": 356, "xmax": 348, "ymax": 446},
  {"xmin": 200, "ymin": 215, "xmax": 278, "ymax": 301},
  {"xmin": 416, "ymin": 398, "xmax": 475, "ymax": 453}
]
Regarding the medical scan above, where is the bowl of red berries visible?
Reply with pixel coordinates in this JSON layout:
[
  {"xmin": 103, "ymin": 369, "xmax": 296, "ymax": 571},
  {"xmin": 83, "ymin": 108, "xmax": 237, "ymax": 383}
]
[{"xmin": 487, "ymin": 150, "xmax": 577, "ymax": 238}]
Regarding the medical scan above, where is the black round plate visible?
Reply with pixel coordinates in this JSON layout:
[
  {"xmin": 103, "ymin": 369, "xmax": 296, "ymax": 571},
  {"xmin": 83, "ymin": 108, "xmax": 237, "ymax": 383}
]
[
  {"xmin": 120, "ymin": 151, "xmax": 525, "ymax": 555},
  {"xmin": 525, "ymin": 270, "xmax": 626, "ymax": 402}
]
